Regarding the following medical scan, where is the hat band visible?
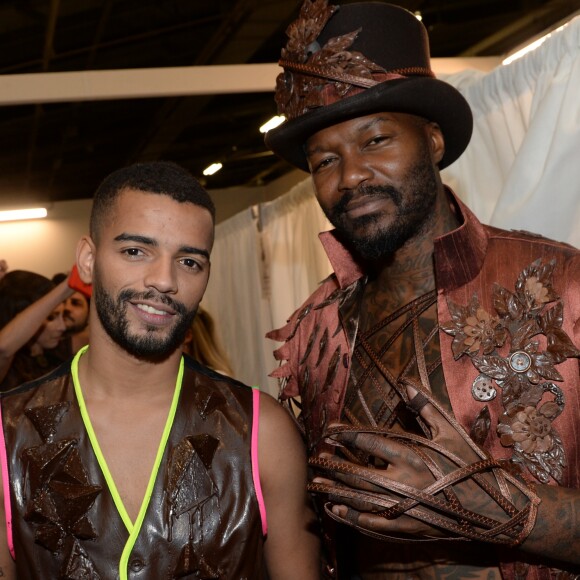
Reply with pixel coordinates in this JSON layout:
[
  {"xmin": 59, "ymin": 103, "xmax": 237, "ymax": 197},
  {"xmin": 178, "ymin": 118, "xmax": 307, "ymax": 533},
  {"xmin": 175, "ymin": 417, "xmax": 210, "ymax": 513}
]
[
  {"xmin": 277, "ymin": 61, "xmax": 436, "ymax": 116},
  {"xmin": 279, "ymin": 59, "xmax": 391, "ymax": 89},
  {"xmin": 279, "ymin": 60, "xmax": 435, "ymax": 88}
]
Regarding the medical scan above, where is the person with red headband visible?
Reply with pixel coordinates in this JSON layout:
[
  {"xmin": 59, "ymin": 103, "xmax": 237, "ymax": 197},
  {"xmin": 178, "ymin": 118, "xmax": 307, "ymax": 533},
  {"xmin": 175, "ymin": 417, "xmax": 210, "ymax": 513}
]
[
  {"xmin": 52, "ymin": 271, "xmax": 92, "ymax": 355},
  {"xmin": 266, "ymin": 1, "xmax": 579, "ymax": 578}
]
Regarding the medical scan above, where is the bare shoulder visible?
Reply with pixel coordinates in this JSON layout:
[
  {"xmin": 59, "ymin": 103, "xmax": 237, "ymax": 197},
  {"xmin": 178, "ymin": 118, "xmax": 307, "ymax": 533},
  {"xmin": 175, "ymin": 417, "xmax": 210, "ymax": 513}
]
[
  {"xmin": 258, "ymin": 391, "xmax": 298, "ymax": 433},
  {"xmin": 257, "ymin": 391, "xmax": 321, "ymax": 579},
  {"xmin": 258, "ymin": 392, "xmax": 306, "ymax": 466}
]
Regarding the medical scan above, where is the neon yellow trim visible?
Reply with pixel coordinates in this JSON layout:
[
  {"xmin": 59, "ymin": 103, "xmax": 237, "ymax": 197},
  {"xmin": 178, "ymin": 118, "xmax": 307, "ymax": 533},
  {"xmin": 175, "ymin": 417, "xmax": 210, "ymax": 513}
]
[{"xmin": 72, "ymin": 347, "xmax": 185, "ymax": 580}]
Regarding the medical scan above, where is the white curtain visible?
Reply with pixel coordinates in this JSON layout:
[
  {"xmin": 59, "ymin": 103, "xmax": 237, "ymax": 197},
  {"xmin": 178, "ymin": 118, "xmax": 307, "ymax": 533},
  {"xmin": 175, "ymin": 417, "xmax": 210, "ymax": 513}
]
[
  {"xmin": 204, "ymin": 16, "xmax": 580, "ymax": 395},
  {"xmin": 201, "ymin": 208, "xmax": 275, "ymax": 392},
  {"xmin": 442, "ymin": 15, "xmax": 580, "ymax": 246},
  {"xmin": 260, "ymin": 179, "xmax": 333, "ymax": 334},
  {"xmin": 203, "ymin": 180, "xmax": 331, "ymax": 396}
]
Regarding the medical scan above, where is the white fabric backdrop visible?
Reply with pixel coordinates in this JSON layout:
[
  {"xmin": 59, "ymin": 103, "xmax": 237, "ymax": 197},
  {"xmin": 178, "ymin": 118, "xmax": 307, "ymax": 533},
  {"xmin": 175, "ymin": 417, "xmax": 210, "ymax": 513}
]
[
  {"xmin": 204, "ymin": 16, "xmax": 580, "ymax": 396},
  {"xmin": 442, "ymin": 15, "xmax": 580, "ymax": 247},
  {"xmin": 203, "ymin": 180, "xmax": 332, "ymax": 394},
  {"xmin": 201, "ymin": 208, "xmax": 274, "ymax": 391}
]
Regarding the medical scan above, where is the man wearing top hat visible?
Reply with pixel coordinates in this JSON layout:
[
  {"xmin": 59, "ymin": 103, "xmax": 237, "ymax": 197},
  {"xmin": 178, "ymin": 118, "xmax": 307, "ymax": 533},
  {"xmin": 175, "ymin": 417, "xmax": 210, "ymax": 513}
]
[{"xmin": 266, "ymin": 1, "xmax": 580, "ymax": 578}]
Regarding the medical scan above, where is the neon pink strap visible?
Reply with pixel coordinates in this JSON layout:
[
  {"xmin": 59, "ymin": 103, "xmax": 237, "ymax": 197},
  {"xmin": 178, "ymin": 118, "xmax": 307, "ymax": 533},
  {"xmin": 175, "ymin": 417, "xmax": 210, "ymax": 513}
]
[
  {"xmin": 251, "ymin": 388, "xmax": 267, "ymax": 536},
  {"xmin": 0, "ymin": 402, "xmax": 15, "ymax": 559}
]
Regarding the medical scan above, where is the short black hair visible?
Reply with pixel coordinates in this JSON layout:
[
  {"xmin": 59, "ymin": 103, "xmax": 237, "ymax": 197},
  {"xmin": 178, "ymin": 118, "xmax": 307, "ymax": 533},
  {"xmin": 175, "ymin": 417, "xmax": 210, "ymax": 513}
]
[{"xmin": 90, "ymin": 161, "xmax": 215, "ymax": 241}]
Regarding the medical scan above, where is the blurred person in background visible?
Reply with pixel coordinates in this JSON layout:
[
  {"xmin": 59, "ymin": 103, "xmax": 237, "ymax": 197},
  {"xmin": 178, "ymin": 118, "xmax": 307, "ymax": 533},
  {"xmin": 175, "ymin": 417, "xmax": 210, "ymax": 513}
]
[
  {"xmin": 0, "ymin": 270, "xmax": 72, "ymax": 390},
  {"xmin": 182, "ymin": 306, "xmax": 233, "ymax": 376},
  {"xmin": 53, "ymin": 271, "xmax": 91, "ymax": 353}
]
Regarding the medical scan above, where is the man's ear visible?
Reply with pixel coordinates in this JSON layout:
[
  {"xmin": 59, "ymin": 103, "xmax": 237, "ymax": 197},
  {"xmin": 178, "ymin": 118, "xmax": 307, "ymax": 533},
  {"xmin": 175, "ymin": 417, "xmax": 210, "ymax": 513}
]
[
  {"xmin": 427, "ymin": 122, "xmax": 445, "ymax": 166},
  {"xmin": 76, "ymin": 235, "xmax": 96, "ymax": 284}
]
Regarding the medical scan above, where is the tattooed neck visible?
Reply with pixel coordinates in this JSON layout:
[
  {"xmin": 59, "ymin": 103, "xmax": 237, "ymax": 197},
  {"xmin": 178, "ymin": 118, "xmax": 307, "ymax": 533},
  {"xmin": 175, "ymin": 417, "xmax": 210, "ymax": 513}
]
[{"xmin": 364, "ymin": 189, "xmax": 461, "ymax": 316}]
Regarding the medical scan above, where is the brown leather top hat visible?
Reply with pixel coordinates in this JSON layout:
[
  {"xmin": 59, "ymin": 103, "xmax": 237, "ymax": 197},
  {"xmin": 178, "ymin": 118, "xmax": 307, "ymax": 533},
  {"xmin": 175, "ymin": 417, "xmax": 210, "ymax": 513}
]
[{"xmin": 265, "ymin": 0, "xmax": 473, "ymax": 171}]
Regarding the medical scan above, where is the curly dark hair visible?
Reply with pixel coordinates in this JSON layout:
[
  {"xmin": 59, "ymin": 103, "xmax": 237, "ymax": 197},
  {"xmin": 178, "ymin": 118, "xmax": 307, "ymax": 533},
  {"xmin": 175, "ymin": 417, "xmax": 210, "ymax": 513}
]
[
  {"xmin": 90, "ymin": 161, "xmax": 216, "ymax": 242},
  {"xmin": 0, "ymin": 270, "xmax": 55, "ymax": 330}
]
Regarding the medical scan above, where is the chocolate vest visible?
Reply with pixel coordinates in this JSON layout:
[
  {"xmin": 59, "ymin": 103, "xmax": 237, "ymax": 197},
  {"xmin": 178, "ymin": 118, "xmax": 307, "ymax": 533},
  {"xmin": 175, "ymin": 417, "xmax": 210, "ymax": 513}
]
[{"xmin": 1, "ymin": 354, "xmax": 264, "ymax": 579}]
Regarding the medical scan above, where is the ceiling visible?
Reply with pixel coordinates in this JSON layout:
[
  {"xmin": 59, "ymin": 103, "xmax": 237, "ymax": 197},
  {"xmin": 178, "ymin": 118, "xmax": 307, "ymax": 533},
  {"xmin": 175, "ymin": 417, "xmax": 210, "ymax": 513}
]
[{"xmin": 0, "ymin": 0, "xmax": 578, "ymax": 212}]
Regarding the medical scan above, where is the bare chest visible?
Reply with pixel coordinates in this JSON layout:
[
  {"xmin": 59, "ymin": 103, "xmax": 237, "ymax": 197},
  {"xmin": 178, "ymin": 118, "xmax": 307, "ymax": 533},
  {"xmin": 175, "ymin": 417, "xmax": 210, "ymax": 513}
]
[
  {"xmin": 86, "ymin": 401, "xmax": 170, "ymax": 523},
  {"xmin": 344, "ymin": 291, "xmax": 452, "ymax": 428}
]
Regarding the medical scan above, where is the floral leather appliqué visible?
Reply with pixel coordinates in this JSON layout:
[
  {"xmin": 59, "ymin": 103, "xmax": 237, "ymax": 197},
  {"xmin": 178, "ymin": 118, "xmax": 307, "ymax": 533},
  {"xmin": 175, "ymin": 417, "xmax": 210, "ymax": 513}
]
[{"xmin": 442, "ymin": 259, "xmax": 580, "ymax": 483}]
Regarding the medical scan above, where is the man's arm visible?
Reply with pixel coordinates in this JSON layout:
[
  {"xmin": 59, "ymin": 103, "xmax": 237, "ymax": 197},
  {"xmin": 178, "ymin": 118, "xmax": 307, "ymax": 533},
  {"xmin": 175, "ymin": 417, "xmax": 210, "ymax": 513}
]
[
  {"xmin": 0, "ymin": 465, "xmax": 16, "ymax": 578},
  {"xmin": 259, "ymin": 392, "xmax": 321, "ymax": 579},
  {"xmin": 521, "ymin": 483, "xmax": 580, "ymax": 563},
  {"xmin": 310, "ymin": 388, "xmax": 580, "ymax": 568},
  {"xmin": 0, "ymin": 278, "xmax": 73, "ymax": 382}
]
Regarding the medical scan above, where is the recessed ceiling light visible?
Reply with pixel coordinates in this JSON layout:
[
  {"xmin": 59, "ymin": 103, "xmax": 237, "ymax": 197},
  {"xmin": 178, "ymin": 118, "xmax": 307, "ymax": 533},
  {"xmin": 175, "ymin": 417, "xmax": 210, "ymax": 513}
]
[
  {"xmin": 259, "ymin": 116, "xmax": 286, "ymax": 133},
  {"xmin": 202, "ymin": 162, "xmax": 223, "ymax": 176}
]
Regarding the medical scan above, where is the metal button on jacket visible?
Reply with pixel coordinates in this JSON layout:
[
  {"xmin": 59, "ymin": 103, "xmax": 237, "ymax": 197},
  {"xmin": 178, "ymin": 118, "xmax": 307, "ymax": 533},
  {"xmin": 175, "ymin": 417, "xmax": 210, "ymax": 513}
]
[{"xmin": 471, "ymin": 374, "xmax": 497, "ymax": 402}]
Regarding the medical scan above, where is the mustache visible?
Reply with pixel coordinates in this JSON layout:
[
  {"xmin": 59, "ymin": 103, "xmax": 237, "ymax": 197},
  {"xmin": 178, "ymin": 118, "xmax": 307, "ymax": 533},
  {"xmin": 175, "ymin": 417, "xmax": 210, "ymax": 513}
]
[
  {"xmin": 117, "ymin": 289, "xmax": 187, "ymax": 315},
  {"xmin": 333, "ymin": 184, "xmax": 402, "ymax": 214}
]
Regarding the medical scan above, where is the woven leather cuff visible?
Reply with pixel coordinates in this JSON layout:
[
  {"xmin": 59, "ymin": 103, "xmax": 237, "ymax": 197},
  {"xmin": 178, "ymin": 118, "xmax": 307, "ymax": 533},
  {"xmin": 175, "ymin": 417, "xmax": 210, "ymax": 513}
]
[{"xmin": 309, "ymin": 424, "xmax": 541, "ymax": 546}]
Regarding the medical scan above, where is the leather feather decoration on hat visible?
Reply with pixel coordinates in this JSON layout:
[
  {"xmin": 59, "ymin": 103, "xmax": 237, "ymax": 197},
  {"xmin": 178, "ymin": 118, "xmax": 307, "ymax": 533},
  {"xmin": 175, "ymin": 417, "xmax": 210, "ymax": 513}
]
[
  {"xmin": 276, "ymin": 0, "xmax": 405, "ymax": 120},
  {"xmin": 266, "ymin": 0, "xmax": 473, "ymax": 171}
]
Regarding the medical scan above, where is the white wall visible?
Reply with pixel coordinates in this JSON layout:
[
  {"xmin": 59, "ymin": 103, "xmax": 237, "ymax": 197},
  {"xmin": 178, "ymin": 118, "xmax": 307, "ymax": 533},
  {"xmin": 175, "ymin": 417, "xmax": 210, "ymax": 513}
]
[
  {"xmin": 0, "ymin": 199, "xmax": 92, "ymax": 278},
  {"xmin": 0, "ymin": 170, "xmax": 308, "ymax": 278}
]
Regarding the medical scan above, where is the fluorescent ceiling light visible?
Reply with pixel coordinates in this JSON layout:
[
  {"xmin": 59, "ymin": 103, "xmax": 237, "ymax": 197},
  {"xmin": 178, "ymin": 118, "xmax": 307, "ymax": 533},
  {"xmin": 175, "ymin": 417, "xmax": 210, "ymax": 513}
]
[
  {"xmin": 202, "ymin": 162, "xmax": 223, "ymax": 176},
  {"xmin": 502, "ymin": 35, "xmax": 550, "ymax": 65},
  {"xmin": 259, "ymin": 115, "xmax": 285, "ymax": 133},
  {"xmin": 0, "ymin": 207, "xmax": 48, "ymax": 222}
]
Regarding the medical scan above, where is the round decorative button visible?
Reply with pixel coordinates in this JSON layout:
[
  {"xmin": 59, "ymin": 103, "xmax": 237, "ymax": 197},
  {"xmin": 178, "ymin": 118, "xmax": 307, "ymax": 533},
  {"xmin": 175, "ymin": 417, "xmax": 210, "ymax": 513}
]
[
  {"xmin": 129, "ymin": 559, "xmax": 144, "ymax": 573},
  {"xmin": 471, "ymin": 374, "xmax": 497, "ymax": 402},
  {"xmin": 509, "ymin": 351, "xmax": 532, "ymax": 373}
]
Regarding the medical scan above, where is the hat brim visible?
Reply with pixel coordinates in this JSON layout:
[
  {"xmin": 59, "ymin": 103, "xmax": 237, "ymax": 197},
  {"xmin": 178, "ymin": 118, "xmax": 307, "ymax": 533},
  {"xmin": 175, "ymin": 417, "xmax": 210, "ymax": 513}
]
[{"xmin": 265, "ymin": 76, "xmax": 473, "ymax": 171}]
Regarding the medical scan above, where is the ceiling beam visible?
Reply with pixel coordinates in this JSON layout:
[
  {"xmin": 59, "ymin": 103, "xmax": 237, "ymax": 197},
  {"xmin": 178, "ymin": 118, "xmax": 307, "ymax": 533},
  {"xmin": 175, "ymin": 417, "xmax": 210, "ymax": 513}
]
[
  {"xmin": 25, "ymin": 0, "xmax": 62, "ymax": 190},
  {"xmin": 0, "ymin": 58, "xmax": 501, "ymax": 106},
  {"xmin": 461, "ymin": 1, "xmax": 580, "ymax": 56}
]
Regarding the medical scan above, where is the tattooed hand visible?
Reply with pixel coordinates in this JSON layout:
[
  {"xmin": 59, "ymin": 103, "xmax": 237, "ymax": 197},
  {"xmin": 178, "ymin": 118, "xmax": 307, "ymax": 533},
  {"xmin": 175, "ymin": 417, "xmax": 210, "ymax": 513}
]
[{"xmin": 308, "ymin": 386, "xmax": 540, "ymax": 545}]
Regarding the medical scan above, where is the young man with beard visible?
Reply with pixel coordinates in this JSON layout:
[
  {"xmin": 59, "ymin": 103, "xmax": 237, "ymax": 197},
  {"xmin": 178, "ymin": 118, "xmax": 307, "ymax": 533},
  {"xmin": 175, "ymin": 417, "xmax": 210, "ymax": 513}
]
[
  {"xmin": 63, "ymin": 290, "xmax": 90, "ymax": 352},
  {"xmin": 265, "ymin": 1, "xmax": 580, "ymax": 578},
  {"xmin": 0, "ymin": 161, "xmax": 319, "ymax": 579},
  {"xmin": 52, "ymin": 272, "xmax": 92, "ymax": 357}
]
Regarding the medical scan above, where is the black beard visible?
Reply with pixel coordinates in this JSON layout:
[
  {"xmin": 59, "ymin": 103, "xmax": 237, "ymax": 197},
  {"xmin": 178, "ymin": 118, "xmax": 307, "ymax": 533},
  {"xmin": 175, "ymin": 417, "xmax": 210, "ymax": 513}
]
[
  {"xmin": 93, "ymin": 269, "xmax": 196, "ymax": 361},
  {"xmin": 64, "ymin": 319, "xmax": 87, "ymax": 336},
  {"xmin": 323, "ymin": 153, "xmax": 439, "ymax": 261}
]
